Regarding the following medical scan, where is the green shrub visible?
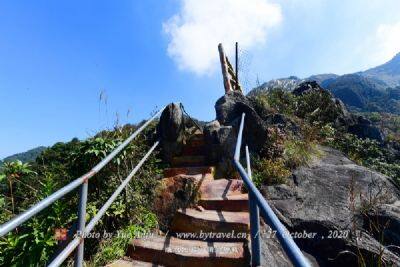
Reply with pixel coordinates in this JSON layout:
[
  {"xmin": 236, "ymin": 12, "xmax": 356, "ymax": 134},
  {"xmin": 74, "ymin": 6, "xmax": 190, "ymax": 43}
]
[
  {"xmin": 253, "ymin": 158, "xmax": 291, "ymax": 187},
  {"xmin": 88, "ymin": 210, "xmax": 158, "ymax": 266},
  {"xmin": 251, "ymin": 89, "xmax": 296, "ymax": 116},
  {"xmin": 325, "ymin": 133, "xmax": 400, "ymax": 186},
  {"xmin": 295, "ymin": 90, "xmax": 342, "ymax": 124},
  {"xmin": 367, "ymin": 112, "xmax": 382, "ymax": 122},
  {"xmin": 260, "ymin": 127, "xmax": 286, "ymax": 160},
  {"xmin": 283, "ymin": 139, "xmax": 316, "ymax": 168},
  {"xmin": 325, "ymin": 133, "xmax": 384, "ymax": 164},
  {"xmin": 319, "ymin": 123, "xmax": 336, "ymax": 140}
]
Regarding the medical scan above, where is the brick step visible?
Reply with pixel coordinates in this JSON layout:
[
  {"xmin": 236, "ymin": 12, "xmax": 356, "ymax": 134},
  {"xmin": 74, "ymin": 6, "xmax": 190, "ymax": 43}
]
[
  {"xmin": 163, "ymin": 166, "xmax": 214, "ymax": 178},
  {"xmin": 171, "ymin": 209, "xmax": 249, "ymax": 240},
  {"xmin": 186, "ymin": 138, "xmax": 205, "ymax": 148},
  {"xmin": 199, "ymin": 179, "xmax": 244, "ymax": 199},
  {"xmin": 181, "ymin": 143, "xmax": 206, "ymax": 156},
  {"xmin": 171, "ymin": 156, "xmax": 206, "ymax": 167},
  {"xmin": 126, "ymin": 235, "xmax": 246, "ymax": 267},
  {"xmin": 190, "ymin": 131, "xmax": 204, "ymax": 140},
  {"xmin": 198, "ymin": 194, "xmax": 249, "ymax": 212},
  {"xmin": 107, "ymin": 259, "xmax": 164, "ymax": 267}
]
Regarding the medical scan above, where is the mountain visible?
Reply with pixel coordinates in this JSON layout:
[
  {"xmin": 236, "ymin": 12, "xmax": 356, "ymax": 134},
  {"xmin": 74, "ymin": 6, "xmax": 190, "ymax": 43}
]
[
  {"xmin": 249, "ymin": 52, "xmax": 400, "ymax": 114},
  {"xmin": 249, "ymin": 76, "xmax": 303, "ymax": 96},
  {"xmin": 325, "ymin": 74, "xmax": 386, "ymax": 109},
  {"xmin": 0, "ymin": 146, "xmax": 47, "ymax": 166},
  {"xmin": 307, "ymin": 73, "xmax": 339, "ymax": 87},
  {"xmin": 360, "ymin": 52, "xmax": 400, "ymax": 87}
]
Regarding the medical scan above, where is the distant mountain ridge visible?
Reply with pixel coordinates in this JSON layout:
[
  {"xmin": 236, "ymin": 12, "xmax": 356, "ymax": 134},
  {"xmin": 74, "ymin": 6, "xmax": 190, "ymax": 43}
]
[
  {"xmin": 360, "ymin": 52, "xmax": 400, "ymax": 87},
  {"xmin": 0, "ymin": 146, "xmax": 47, "ymax": 166},
  {"xmin": 249, "ymin": 52, "xmax": 400, "ymax": 114}
]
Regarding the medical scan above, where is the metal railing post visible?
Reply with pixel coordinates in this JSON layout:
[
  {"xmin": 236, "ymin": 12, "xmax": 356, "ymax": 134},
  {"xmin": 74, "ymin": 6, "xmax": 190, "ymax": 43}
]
[
  {"xmin": 246, "ymin": 146, "xmax": 261, "ymax": 267},
  {"xmin": 74, "ymin": 181, "xmax": 88, "ymax": 267}
]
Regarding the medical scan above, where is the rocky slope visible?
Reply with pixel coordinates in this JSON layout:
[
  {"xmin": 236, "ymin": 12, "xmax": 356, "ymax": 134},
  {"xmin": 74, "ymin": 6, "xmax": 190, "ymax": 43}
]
[{"xmin": 263, "ymin": 146, "xmax": 400, "ymax": 266}]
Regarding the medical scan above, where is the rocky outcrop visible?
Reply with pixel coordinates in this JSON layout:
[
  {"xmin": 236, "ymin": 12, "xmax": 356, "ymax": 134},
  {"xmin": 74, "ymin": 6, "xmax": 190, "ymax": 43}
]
[
  {"xmin": 292, "ymin": 81, "xmax": 324, "ymax": 96},
  {"xmin": 261, "ymin": 146, "xmax": 400, "ymax": 266},
  {"xmin": 293, "ymin": 81, "xmax": 385, "ymax": 142},
  {"xmin": 214, "ymin": 91, "xmax": 269, "ymax": 153},
  {"xmin": 158, "ymin": 103, "xmax": 185, "ymax": 162},
  {"xmin": 348, "ymin": 116, "xmax": 384, "ymax": 143}
]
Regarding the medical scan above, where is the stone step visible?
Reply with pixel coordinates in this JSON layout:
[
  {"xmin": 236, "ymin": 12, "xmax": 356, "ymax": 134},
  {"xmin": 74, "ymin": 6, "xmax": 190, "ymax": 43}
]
[
  {"xmin": 126, "ymin": 235, "xmax": 246, "ymax": 267},
  {"xmin": 198, "ymin": 194, "xmax": 249, "ymax": 212},
  {"xmin": 199, "ymin": 179, "xmax": 244, "ymax": 199},
  {"xmin": 171, "ymin": 155, "xmax": 206, "ymax": 167},
  {"xmin": 163, "ymin": 166, "xmax": 214, "ymax": 178},
  {"xmin": 171, "ymin": 209, "xmax": 249, "ymax": 240},
  {"xmin": 107, "ymin": 259, "xmax": 164, "ymax": 267}
]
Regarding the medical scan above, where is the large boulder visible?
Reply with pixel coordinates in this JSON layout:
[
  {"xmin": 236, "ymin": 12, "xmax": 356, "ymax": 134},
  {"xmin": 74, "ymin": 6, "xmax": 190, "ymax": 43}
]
[
  {"xmin": 158, "ymin": 103, "xmax": 185, "ymax": 162},
  {"xmin": 203, "ymin": 120, "xmax": 236, "ymax": 162},
  {"xmin": 215, "ymin": 91, "xmax": 268, "ymax": 153},
  {"xmin": 261, "ymin": 146, "xmax": 400, "ymax": 266},
  {"xmin": 203, "ymin": 120, "xmax": 238, "ymax": 178}
]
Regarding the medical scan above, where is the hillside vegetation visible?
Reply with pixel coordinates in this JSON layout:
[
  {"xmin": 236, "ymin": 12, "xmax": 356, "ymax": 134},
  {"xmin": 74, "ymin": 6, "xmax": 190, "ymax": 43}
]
[{"xmin": 0, "ymin": 122, "xmax": 163, "ymax": 266}]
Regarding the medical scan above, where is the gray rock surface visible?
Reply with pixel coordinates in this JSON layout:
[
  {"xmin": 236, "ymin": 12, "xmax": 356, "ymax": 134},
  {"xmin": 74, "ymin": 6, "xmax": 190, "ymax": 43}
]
[{"xmin": 261, "ymin": 146, "xmax": 400, "ymax": 266}]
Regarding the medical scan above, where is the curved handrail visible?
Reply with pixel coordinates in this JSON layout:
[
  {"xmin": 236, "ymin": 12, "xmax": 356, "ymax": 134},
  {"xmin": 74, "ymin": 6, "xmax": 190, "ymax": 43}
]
[{"xmin": 233, "ymin": 113, "xmax": 311, "ymax": 267}]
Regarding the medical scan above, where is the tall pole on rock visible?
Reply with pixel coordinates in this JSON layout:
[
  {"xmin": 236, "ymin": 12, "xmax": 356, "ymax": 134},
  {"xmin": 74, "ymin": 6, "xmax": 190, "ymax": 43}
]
[
  {"xmin": 235, "ymin": 42, "xmax": 239, "ymax": 89},
  {"xmin": 218, "ymin": 43, "xmax": 232, "ymax": 94}
]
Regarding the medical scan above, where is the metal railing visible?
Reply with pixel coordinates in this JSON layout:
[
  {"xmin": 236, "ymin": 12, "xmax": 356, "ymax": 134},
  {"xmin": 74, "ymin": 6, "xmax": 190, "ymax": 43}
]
[
  {"xmin": 0, "ymin": 106, "xmax": 165, "ymax": 267},
  {"xmin": 234, "ymin": 113, "xmax": 311, "ymax": 267}
]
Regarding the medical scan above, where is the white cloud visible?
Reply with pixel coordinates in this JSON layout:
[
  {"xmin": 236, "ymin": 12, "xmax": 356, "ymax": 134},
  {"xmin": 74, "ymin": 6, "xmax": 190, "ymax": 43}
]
[
  {"xmin": 374, "ymin": 21, "xmax": 400, "ymax": 62},
  {"xmin": 355, "ymin": 20, "xmax": 400, "ymax": 70},
  {"xmin": 163, "ymin": 0, "xmax": 282, "ymax": 75}
]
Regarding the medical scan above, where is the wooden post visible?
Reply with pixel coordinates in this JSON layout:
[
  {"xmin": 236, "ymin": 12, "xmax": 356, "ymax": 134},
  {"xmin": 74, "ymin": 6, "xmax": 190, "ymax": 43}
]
[{"xmin": 218, "ymin": 43, "xmax": 232, "ymax": 93}]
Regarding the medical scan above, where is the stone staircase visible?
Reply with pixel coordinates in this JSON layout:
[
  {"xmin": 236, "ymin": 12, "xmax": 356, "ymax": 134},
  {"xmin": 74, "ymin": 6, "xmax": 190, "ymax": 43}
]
[{"xmin": 108, "ymin": 131, "xmax": 251, "ymax": 267}]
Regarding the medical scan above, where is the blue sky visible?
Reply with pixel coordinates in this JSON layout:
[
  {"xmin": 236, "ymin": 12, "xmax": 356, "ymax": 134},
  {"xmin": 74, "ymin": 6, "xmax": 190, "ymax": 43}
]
[{"xmin": 1, "ymin": 0, "xmax": 400, "ymax": 158}]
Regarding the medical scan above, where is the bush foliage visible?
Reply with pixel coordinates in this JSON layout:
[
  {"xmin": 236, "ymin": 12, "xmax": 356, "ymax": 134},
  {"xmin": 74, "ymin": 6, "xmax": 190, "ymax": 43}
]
[{"xmin": 0, "ymin": 122, "xmax": 163, "ymax": 266}]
